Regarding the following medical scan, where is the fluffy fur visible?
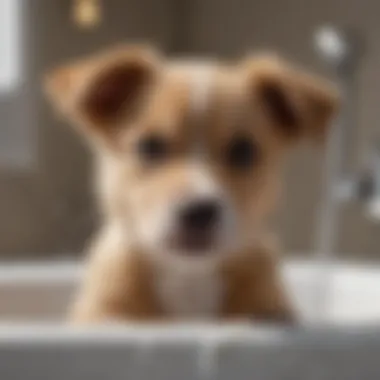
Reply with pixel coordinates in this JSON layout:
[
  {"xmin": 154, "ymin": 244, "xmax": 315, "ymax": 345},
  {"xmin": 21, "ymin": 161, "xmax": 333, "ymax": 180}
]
[{"xmin": 45, "ymin": 45, "xmax": 338, "ymax": 324}]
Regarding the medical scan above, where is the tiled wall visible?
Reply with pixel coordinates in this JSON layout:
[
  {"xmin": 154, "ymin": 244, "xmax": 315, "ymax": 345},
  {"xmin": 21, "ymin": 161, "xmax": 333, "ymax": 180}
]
[
  {"xmin": 0, "ymin": 0, "xmax": 178, "ymax": 259},
  {"xmin": 1, "ymin": 0, "xmax": 380, "ymax": 260},
  {"xmin": 182, "ymin": 0, "xmax": 380, "ymax": 259}
]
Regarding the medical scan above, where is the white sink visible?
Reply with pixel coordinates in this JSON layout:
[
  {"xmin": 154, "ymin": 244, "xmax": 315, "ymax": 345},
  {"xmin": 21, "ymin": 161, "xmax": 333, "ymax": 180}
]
[
  {"xmin": 1, "ymin": 259, "xmax": 380, "ymax": 379},
  {"xmin": 1, "ymin": 259, "xmax": 380, "ymax": 324}
]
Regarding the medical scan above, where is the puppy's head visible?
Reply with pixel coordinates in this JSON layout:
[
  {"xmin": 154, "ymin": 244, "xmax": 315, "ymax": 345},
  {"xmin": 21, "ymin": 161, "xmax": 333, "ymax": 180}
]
[{"xmin": 45, "ymin": 46, "xmax": 338, "ymax": 265}]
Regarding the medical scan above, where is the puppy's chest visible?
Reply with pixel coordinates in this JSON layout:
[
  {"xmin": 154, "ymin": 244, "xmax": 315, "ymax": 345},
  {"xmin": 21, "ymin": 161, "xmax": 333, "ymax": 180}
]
[{"xmin": 155, "ymin": 268, "xmax": 223, "ymax": 319}]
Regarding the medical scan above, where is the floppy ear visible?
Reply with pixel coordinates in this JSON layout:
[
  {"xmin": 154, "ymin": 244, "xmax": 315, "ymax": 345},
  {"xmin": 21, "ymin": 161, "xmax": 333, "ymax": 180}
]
[
  {"xmin": 245, "ymin": 54, "xmax": 339, "ymax": 143},
  {"xmin": 44, "ymin": 46, "xmax": 160, "ymax": 143}
]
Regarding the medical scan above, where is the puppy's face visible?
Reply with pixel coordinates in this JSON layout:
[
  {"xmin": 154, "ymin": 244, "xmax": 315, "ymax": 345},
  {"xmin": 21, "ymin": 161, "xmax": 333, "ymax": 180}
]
[{"xmin": 45, "ymin": 46, "xmax": 338, "ymax": 264}]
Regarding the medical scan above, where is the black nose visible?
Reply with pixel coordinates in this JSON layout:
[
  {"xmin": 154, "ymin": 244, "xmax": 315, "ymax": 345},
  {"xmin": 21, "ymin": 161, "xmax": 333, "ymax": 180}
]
[{"xmin": 180, "ymin": 199, "xmax": 221, "ymax": 231}]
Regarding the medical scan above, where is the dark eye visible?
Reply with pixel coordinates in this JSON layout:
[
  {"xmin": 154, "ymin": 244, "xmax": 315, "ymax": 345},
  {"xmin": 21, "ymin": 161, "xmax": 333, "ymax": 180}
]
[
  {"xmin": 226, "ymin": 135, "xmax": 259, "ymax": 169},
  {"xmin": 137, "ymin": 135, "xmax": 168, "ymax": 162}
]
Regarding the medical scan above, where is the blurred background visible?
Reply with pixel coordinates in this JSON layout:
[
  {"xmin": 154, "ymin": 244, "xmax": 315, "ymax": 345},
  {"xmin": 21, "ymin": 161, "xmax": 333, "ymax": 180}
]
[
  {"xmin": 0, "ymin": 0, "xmax": 379, "ymax": 262},
  {"xmin": 1, "ymin": 0, "xmax": 380, "ymax": 327}
]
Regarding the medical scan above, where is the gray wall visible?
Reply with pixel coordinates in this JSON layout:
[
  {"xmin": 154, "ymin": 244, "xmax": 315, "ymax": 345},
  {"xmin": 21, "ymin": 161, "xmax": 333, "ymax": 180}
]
[
  {"xmin": 182, "ymin": 0, "xmax": 380, "ymax": 259},
  {"xmin": 1, "ymin": 0, "xmax": 379, "ymax": 260},
  {"xmin": 0, "ymin": 0, "xmax": 177, "ymax": 259}
]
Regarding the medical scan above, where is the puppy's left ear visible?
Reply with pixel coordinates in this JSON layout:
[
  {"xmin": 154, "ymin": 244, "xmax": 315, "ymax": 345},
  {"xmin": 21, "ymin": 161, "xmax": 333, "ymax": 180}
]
[
  {"xmin": 44, "ymin": 46, "xmax": 160, "ymax": 144},
  {"xmin": 244, "ymin": 55, "xmax": 339, "ymax": 143}
]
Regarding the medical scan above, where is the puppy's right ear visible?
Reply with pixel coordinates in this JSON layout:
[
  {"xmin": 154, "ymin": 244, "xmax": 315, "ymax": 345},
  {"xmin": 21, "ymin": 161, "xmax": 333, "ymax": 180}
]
[
  {"xmin": 243, "ymin": 54, "xmax": 339, "ymax": 144},
  {"xmin": 44, "ymin": 46, "xmax": 160, "ymax": 143}
]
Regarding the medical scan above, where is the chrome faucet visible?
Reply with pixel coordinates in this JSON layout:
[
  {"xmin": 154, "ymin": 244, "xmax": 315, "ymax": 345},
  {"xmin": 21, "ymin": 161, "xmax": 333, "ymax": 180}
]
[
  {"xmin": 311, "ymin": 25, "xmax": 374, "ymax": 322},
  {"xmin": 315, "ymin": 26, "xmax": 380, "ymax": 220}
]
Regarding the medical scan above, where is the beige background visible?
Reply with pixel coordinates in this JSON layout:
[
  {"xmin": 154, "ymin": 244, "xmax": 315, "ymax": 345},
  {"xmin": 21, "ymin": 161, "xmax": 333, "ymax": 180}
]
[{"xmin": 0, "ymin": 0, "xmax": 379, "ymax": 260}]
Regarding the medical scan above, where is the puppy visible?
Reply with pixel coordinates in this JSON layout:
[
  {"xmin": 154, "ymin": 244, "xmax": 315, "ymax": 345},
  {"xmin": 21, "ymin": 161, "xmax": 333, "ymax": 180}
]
[{"xmin": 45, "ymin": 45, "xmax": 338, "ymax": 324}]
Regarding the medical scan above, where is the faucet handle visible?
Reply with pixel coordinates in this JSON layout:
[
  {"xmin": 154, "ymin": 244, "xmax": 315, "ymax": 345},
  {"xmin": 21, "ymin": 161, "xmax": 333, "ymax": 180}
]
[
  {"xmin": 336, "ymin": 143, "xmax": 380, "ymax": 221},
  {"xmin": 364, "ymin": 142, "xmax": 380, "ymax": 220}
]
